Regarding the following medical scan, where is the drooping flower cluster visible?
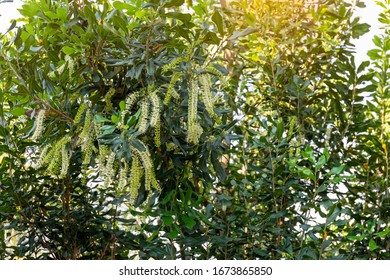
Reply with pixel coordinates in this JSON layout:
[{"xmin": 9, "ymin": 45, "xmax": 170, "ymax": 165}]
[
  {"xmin": 73, "ymin": 102, "xmax": 87, "ymax": 124},
  {"xmin": 287, "ymin": 116, "xmax": 296, "ymax": 141},
  {"xmin": 149, "ymin": 90, "xmax": 161, "ymax": 147},
  {"xmin": 47, "ymin": 55, "xmax": 74, "ymax": 79},
  {"xmin": 78, "ymin": 109, "xmax": 97, "ymax": 166},
  {"xmin": 129, "ymin": 156, "xmax": 142, "ymax": 201},
  {"xmin": 35, "ymin": 135, "xmax": 71, "ymax": 177},
  {"xmin": 118, "ymin": 161, "xmax": 128, "ymax": 190},
  {"xmin": 164, "ymin": 72, "xmax": 182, "ymax": 105},
  {"xmin": 79, "ymin": 109, "xmax": 92, "ymax": 139},
  {"xmin": 60, "ymin": 144, "xmax": 70, "ymax": 178},
  {"xmin": 199, "ymin": 73, "xmax": 217, "ymax": 120},
  {"xmin": 162, "ymin": 59, "xmax": 224, "ymax": 144},
  {"xmin": 187, "ymin": 78, "xmax": 203, "ymax": 144},
  {"xmin": 205, "ymin": 65, "xmax": 227, "ymax": 87},
  {"xmin": 131, "ymin": 145, "xmax": 159, "ymax": 192},
  {"xmin": 138, "ymin": 99, "xmax": 150, "ymax": 134},
  {"xmin": 104, "ymin": 87, "xmax": 116, "ymax": 112},
  {"xmin": 31, "ymin": 109, "xmax": 46, "ymax": 141},
  {"xmin": 103, "ymin": 151, "xmax": 116, "ymax": 188},
  {"xmin": 162, "ymin": 57, "xmax": 185, "ymax": 74}
]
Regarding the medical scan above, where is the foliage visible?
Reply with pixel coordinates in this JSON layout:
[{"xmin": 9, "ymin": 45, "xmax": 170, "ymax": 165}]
[{"xmin": 0, "ymin": 0, "xmax": 389, "ymax": 259}]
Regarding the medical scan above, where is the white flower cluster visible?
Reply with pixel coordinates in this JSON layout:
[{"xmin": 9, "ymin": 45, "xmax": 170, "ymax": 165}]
[
  {"xmin": 77, "ymin": 109, "xmax": 97, "ymax": 167},
  {"xmin": 118, "ymin": 162, "xmax": 128, "ymax": 190},
  {"xmin": 104, "ymin": 87, "xmax": 116, "ymax": 112},
  {"xmin": 162, "ymin": 57, "xmax": 184, "ymax": 74},
  {"xmin": 81, "ymin": 127, "xmax": 95, "ymax": 166},
  {"xmin": 186, "ymin": 78, "xmax": 203, "ymax": 144},
  {"xmin": 35, "ymin": 135, "xmax": 71, "ymax": 177},
  {"xmin": 125, "ymin": 91, "xmax": 140, "ymax": 110},
  {"xmin": 149, "ymin": 91, "xmax": 160, "ymax": 128},
  {"xmin": 205, "ymin": 65, "xmax": 227, "ymax": 87},
  {"xmin": 79, "ymin": 109, "xmax": 92, "ymax": 139},
  {"xmin": 104, "ymin": 151, "xmax": 116, "ymax": 188},
  {"xmin": 149, "ymin": 91, "xmax": 161, "ymax": 147},
  {"xmin": 60, "ymin": 144, "xmax": 70, "ymax": 178},
  {"xmin": 73, "ymin": 103, "xmax": 87, "ymax": 124},
  {"xmin": 199, "ymin": 73, "xmax": 217, "ymax": 119},
  {"xmin": 47, "ymin": 55, "xmax": 74, "ymax": 79},
  {"xmin": 164, "ymin": 72, "xmax": 182, "ymax": 105},
  {"xmin": 129, "ymin": 156, "xmax": 142, "ymax": 201},
  {"xmin": 120, "ymin": 91, "xmax": 140, "ymax": 127},
  {"xmin": 97, "ymin": 144, "xmax": 110, "ymax": 173},
  {"xmin": 131, "ymin": 143, "xmax": 159, "ymax": 192},
  {"xmin": 287, "ymin": 116, "xmax": 297, "ymax": 141},
  {"xmin": 138, "ymin": 99, "xmax": 150, "ymax": 134},
  {"xmin": 31, "ymin": 109, "xmax": 46, "ymax": 141},
  {"xmin": 35, "ymin": 144, "xmax": 51, "ymax": 169},
  {"xmin": 325, "ymin": 125, "xmax": 332, "ymax": 147}
]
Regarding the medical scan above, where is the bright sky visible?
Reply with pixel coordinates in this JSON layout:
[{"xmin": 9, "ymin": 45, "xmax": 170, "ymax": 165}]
[{"xmin": 0, "ymin": 0, "xmax": 385, "ymax": 63}]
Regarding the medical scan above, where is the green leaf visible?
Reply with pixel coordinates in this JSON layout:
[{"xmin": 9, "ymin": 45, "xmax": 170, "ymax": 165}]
[
  {"xmin": 315, "ymin": 154, "xmax": 327, "ymax": 171},
  {"xmin": 352, "ymin": 23, "xmax": 370, "ymax": 39},
  {"xmin": 296, "ymin": 166, "xmax": 315, "ymax": 181},
  {"xmin": 202, "ymin": 31, "xmax": 220, "ymax": 44},
  {"xmin": 126, "ymin": 115, "xmax": 137, "ymax": 127},
  {"xmin": 165, "ymin": 12, "xmax": 191, "ymax": 22},
  {"xmin": 100, "ymin": 125, "xmax": 116, "ymax": 134},
  {"xmin": 24, "ymin": 35, "xmax": 35, "ymax": 52},
  {"xmin": 6, "ymin": 20, "xmax": 17, "ymax": 33},
  {"xmin": 326, "ymin": 206, "xmax": 340, "ymax": 225},
  {"xmin": 372, "ymin": 35, "xmax": 382, "ymax": 48},
  {"xmin": 161, "ymin": 190, "xmax": 175, "ymax": 205},
  {"xmin": 373, "ymin": 229, "xmax": 390, "ymax": 238},
  {"xmin": 275, "ymin": 121, "xmax": 284, "ymax": 140},
  {"xmin": 167, "ymin": 230, "xmax": 179, "ymax": 239},
  {"xmin": 57, "ymin": 7, "xmax": 68, "ymax": 21},
  {"xmin": 62, "ymin": 46, "xmax": 75, "ymax": 55},
  {"xmin": 94, "ymin": 115, "xmax": 110, "ymax": 123},
  {"xmin": 113, "ymin": 1, "xmax": 136, "ymax": 13},
  {"xmin": 316, "ymin": 184, "xmax": 328, "ymax": 193},
  {"xmin": 357, "ymin": 61, "xmax": 370, "ymax": 73},
  {"xmin": 328, "ymin": 165, "xmax": 345, "ymax": 176},
  {"xmin": 111, "ymin": 115, "xmax": 119, "ymax": 123},
  {"xmin": 181, "ymin": 215, "xmax": 196, "ymax": 230},
  {"xmin": 321, "ymin": 240, "xmax": 332, "ymax": 251},
  {"xmin": 130, "ymin": 139, "xmax": 146, "ymax": 152},
  {"xmin": 163, "ymin": 0, "xmax": 185, "ymax": 8},
  {"xmin": 212, "ymin": 11, "xmax": 224, "ymax": 36},
  {"xmin": 162, "ymin": 215, "xmax": 174, "ymax": 226},
  {"xmin": 10, "ymin": 107, "xmax": 26, "ymax": 117},
  {"xmin": 302, "ymin": 146, "xmax": 315, "ymax": 164},
  {"xmin": 347, "ymin": 234, "xmax": 367, "ymax": 241},
  {"xmin": 119, "ymin": 101, "xmax": 126, "ymax": 111},
  {"xmin": 369, "ymin": 239, "xmax": 378, "ymax": 251},
  {"xmin": 367, "ymin": 49, "xmax": 381, "ymax": 60},
  {"xmin": 211, "ymin": 151, "xmax": 226, "ymax": 181}
]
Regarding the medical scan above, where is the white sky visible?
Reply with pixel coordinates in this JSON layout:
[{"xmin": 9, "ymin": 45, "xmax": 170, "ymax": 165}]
[{"xmin": 0, "ymin": 0, "xmax": 385, "ymax": 63}]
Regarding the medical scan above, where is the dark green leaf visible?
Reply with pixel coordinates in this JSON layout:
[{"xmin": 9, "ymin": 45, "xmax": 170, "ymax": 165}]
[
  {"xmin": 181, "ymin": 215, "xmax": 196, "ymax": 230},
  {"xmin": 130, "ymin": 139, "xmax": 146, "ymax": 152},
  {"xmin": 165, "ymin": 12, "xmax": 191, "ymax": 22},
  {"xmin": 163, "ymin": 0, "xmax": 185, "ymax": 8}
]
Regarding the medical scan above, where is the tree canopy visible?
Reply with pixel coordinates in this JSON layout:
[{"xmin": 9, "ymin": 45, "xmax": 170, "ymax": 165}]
[{"xmin": 0, "ymin": 0, "xmax": 389, "ymax": 259}]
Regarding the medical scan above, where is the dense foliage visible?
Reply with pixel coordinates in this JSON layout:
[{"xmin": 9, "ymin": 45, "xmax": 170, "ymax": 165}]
[{"xmin": 0, "ymin": 0, "xmax": 389, "ymax": 259}]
